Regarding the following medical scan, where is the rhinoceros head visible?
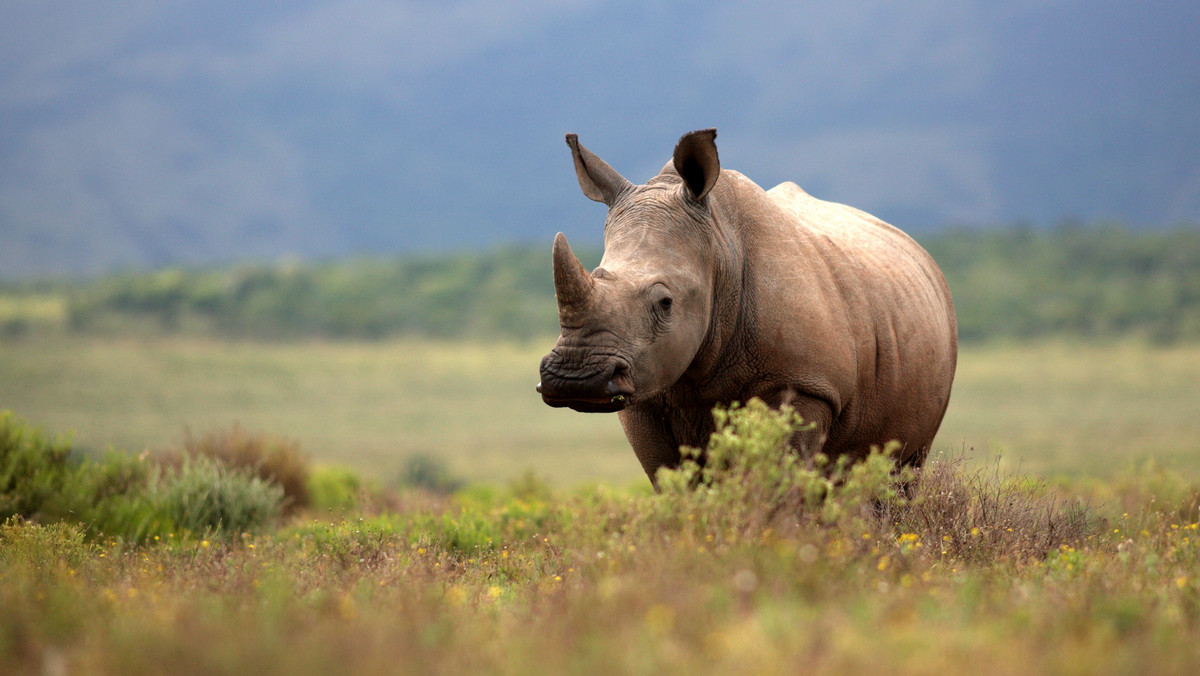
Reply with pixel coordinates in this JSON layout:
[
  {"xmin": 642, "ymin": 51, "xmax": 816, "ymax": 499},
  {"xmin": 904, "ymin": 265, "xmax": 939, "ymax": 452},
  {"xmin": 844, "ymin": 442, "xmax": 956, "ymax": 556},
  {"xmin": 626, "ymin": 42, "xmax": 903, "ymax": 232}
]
[{"xmin": 537, "ymin": 129, "xmax": 722, "ymax": 413}]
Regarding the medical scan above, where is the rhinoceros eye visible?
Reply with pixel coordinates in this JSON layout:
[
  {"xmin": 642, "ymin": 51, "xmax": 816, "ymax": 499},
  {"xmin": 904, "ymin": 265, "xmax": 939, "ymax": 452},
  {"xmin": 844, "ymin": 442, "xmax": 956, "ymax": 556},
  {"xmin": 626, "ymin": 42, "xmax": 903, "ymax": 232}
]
[{"xmin": 648, "ymin": 284, "xmax": 673, "ymax": 321}]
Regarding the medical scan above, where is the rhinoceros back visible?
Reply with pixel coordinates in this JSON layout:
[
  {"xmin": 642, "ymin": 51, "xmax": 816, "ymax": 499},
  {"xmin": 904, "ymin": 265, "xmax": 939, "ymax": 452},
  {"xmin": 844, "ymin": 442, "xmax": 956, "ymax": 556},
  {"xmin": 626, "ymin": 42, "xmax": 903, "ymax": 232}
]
[{"xmin": 761, "ymin": 180, "xmax": 958, "ymax": 465}]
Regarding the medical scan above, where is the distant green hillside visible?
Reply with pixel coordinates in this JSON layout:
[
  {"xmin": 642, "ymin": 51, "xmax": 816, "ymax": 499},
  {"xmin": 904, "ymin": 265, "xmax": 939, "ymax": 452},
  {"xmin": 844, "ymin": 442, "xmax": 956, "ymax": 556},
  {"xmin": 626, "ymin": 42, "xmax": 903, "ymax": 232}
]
[
  {"xmin": 922, "ymin": 225, "xmax": 1200, "ymax": 342},
  {"xmin": 2, "ymin": 225, "xmax": 1198, "ymax": 343}
]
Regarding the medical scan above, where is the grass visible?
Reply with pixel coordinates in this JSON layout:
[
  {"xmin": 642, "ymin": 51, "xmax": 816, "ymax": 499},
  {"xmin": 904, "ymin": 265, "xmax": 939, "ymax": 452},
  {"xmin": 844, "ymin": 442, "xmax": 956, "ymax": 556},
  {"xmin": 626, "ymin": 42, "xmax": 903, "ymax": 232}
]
[
  {"xmin": 0, "ymin": 336, "xmax": 633, "ymax": 487},
  {"xmin": 937, "ymin": 340, "xmax": 1200, "ymax": 478},
  {"xmin": 0, "ymin": 402, "xmax": 1197, "ymax": 675},
  {"xmin": 2, "ymin": 340, "xmax": 1200, "ymax": 674},
  {"xmin": 2, "ymin": 336, "xmax": 1200, "ymax": 487}
]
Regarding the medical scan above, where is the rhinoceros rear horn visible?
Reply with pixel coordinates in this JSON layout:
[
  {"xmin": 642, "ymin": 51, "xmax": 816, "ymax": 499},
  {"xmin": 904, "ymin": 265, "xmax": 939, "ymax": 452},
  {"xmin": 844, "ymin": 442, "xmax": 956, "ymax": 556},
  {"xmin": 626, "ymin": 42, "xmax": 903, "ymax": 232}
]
[
  {"xmin": 673, "ymin": 128, "xmax": 720, "ymax": 202},
  {"xmin": 552, "ymin": 232, "xmax": 593, "ymax": 312},
  {"xmin": 566, "ymin": 133, "xmax": 633, "ymax": 206}
]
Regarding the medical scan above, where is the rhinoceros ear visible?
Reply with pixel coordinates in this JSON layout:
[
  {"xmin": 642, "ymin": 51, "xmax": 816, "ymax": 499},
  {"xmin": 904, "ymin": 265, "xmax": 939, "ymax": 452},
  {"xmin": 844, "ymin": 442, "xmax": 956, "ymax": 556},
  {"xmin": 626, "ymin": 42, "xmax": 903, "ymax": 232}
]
[
  {"xmin": 672, "ymin": 128, "xmax": 720, "ymax": 202},
  {"xmin": 566, "ymin": 133, "xmax": 632, "ymax": 206}
]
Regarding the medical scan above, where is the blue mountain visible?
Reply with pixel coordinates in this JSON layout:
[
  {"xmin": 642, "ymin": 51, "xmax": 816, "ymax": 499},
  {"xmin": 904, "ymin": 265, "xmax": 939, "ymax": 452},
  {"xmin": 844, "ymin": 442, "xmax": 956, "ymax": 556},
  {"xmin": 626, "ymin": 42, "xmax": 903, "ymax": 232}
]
[{"xmin": 2, "ymin": 1, "xmax": 1198, "ymax": 278}]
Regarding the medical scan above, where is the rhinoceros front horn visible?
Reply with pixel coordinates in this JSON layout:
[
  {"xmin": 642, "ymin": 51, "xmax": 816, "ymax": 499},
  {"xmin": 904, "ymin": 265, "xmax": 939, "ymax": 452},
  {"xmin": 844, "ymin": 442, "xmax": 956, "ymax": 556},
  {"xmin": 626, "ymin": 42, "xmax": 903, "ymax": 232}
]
[{"xmin": 552, "ymin": 232, "xmax": 592, "ymax": 314}]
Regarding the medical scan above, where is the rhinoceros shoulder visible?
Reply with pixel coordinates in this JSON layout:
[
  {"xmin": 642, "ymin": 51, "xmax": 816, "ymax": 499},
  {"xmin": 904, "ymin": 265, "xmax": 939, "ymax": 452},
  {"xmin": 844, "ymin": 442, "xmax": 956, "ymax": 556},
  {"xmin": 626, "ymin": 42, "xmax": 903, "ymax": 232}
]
[
  {"xmin": 765, "ymin": 181, "xmax": 870, "ymax": 228},
  {"xmin": 764, "ymin": 180, "xmax": 913, "ymax": 250},
  {"xmin": 764, "ymin": 181, "xmax": 812, "ymax": 213},
  {"xmin": 765, "ymin": 180, "xmax": 810, "ymax": 200}
]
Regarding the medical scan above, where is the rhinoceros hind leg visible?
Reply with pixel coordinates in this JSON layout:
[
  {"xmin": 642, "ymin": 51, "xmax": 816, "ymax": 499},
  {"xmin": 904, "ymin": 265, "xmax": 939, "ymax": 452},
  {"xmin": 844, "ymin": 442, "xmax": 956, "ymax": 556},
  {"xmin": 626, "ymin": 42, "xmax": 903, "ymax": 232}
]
[{"xmin": 756, "ymin": 388, "xmax": 833, "ymax": 460}]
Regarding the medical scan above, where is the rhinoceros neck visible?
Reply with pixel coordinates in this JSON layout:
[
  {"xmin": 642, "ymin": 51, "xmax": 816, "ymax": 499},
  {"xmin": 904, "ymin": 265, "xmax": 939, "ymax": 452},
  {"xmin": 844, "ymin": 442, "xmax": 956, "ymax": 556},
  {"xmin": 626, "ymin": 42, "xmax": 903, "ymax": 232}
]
[{"xmin": 677, "ymin": 171, "xmax": 752, "ymax": 391}]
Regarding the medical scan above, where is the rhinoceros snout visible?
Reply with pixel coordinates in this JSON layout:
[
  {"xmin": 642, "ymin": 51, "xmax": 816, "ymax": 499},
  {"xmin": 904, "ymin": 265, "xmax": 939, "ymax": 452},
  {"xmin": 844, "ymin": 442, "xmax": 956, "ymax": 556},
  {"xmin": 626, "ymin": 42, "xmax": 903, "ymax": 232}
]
[{"xmin": 537, "ymin": 355, "xmax": 633, "ymax": 413}]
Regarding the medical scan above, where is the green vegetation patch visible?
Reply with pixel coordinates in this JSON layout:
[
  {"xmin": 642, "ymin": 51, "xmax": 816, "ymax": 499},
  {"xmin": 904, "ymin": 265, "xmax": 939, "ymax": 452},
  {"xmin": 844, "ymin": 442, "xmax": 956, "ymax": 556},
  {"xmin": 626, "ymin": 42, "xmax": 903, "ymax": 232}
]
[
  {"xmin": 922, "ymin": 225, "xmax": 1200, "ymax": 342},
  {"xmin": 1, "ymin": 412, "xmax": 284, "ymax": 541},
  {"xmin": 5, "ymin": 224, "xmax": 1199, "ymax": 343}
]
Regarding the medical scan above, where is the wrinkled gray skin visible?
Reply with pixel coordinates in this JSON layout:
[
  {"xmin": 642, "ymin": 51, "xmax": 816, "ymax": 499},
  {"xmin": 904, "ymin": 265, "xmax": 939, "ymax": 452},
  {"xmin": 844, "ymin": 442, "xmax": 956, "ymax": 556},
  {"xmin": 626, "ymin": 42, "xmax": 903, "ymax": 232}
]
[{"xmin": 537, "ymin": 129, "xmax": 958, "ymax": 488}]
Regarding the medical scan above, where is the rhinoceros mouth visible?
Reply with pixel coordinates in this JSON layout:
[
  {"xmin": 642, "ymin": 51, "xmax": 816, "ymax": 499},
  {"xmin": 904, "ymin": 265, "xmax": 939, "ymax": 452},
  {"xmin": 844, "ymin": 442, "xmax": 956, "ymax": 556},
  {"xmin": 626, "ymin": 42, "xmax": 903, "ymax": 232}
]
[
  {"xmin": 536, "ymin": 363, "xmax": 634, "ymax": 413},
  {"xmin": 538, "ymin": 392, "xmax": 631, "ymax": 413}
]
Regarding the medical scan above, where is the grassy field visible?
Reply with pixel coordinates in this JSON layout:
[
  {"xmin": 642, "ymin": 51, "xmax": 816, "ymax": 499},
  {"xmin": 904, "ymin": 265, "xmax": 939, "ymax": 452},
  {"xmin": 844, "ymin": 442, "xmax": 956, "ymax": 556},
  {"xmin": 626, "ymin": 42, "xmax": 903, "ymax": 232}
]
[
  {"xmin": 2, "ymin": 336, "xmax": 1200, "ymax": 486},
  {"xmin": 4, "ymin": 336, "xmax": 1200, "ymax": 674},
  {"xmin": 0, "ymin": 336, "xmax": 635, "ymax": 487},
  {"xmin": 3, "ymin": 400, "xmax": 1199, "ymax": 675},
  {"xmin": 939, "ymin": 340, "xmax": 1200, "ymax": 478}
]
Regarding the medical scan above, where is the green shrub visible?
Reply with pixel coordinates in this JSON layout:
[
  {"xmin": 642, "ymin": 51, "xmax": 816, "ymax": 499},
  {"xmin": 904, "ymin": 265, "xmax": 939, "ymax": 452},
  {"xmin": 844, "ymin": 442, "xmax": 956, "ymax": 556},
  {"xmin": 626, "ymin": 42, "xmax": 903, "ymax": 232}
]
[
  {"xmin": 0, "ymin": 516, "xmax": 95, "ymax": 573},
  {"xmin": 307, "ymin": 466, "xmax": 364, "ymax": 514},
  {"xmin": 150, "ymin": 455, "xmax": 283, "ymax": 537},
  {"xmin": 0, "ymin": 413, "xmax": 167, "ymax": 540},
  {"xmin": 399, "ymin": 454, "xmax": 465, "ymax": 495},
  {"xmin": 0, "ymin": 412, "xmax": 285, "ymax": 541},
  {"xmin": 0, "ymin": 411, "xmax": 75, "ymax": 521},
  {"xmin": 184, "ymin": 425, "xmax": 310, "ymax": 513},
  {"xmin": 649, "ymin": 398, "xmax": 1093, "ymax": 563},
  {"xmin": 65, "ymin": 451, "xmax": 167, "ymax": 542},
  {"xmin": 652, "ymin": 398, "xmax": 905, "ymax": 539}
]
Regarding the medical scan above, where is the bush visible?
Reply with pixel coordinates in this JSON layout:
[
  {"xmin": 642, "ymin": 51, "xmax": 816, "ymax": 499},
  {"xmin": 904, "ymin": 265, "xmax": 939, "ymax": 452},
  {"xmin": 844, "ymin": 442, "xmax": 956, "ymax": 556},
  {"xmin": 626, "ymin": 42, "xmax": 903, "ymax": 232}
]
[
  {"xmin": 652, "ymin": 399, "xmax": 907, "ymax": 539},
  {"xmin": 0, "ymin": 516, "xmax": 95, "ymax": 573},
  {"xmin": 307, "ymin": 466, "xmax": 365, "ymax": 514},
  {"xmin": 0, "ymin": 412, "xmax": 286, "ymax": 541},
  {"xmin": 0, "ymin": 411, "xmax": 75, "ymax": 521},
  {"xmin": 649, "ymin": 399, "xmax": 1094, "ymax": 563},
  {"xmin": 399, "ymin": 454, "xmax": 465, "ymax": 495},
  {"xmin": 0, "ymin": 414, "xmax": 170, "ymax": 540},
  {"xmin": 66, "ymin": 450, "xmax": 166, "ymax": 541},
  {"xmin": 150, "ymin": 455, "xmax": 283, "ymax": 537},
  {"xmin": 184, "ymin": 425, "xmax": 310, "ymax": 513}
]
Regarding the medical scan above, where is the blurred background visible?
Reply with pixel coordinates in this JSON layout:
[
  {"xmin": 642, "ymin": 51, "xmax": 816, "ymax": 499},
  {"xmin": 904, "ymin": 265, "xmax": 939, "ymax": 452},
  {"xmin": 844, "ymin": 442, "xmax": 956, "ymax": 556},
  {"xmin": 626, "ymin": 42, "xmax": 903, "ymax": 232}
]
[
  {"xmin": 2, "ymin": 1, "xmax": 1199, "ymax": 489},
  {"xmin": 2, "ymin": 0, "xmax": 1199, "ymax": 277}
]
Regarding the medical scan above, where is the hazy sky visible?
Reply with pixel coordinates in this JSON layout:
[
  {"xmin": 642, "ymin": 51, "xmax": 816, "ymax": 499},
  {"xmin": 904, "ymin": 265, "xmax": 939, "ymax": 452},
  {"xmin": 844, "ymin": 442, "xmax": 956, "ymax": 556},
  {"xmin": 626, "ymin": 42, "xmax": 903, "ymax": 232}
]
[{"xmin": 2, "ymin": 1, "xmax": 1199, "ymax": 277}]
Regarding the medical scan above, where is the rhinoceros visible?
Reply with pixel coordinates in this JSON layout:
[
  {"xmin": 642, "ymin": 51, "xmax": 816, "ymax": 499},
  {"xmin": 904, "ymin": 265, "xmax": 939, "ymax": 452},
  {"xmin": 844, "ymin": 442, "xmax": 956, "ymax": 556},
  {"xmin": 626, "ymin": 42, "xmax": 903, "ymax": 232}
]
[{"xmin": 537, "ymin": 129, "xmax": 957, "ymax": 486}]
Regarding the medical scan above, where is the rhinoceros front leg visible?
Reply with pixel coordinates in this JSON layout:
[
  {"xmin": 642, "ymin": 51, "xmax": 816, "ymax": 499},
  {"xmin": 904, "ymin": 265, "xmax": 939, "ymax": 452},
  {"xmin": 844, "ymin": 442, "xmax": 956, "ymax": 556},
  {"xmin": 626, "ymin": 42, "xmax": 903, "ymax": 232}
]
[{"xmin": 617, "ymin": 406, "xmax": 683, "ymax": 488}]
